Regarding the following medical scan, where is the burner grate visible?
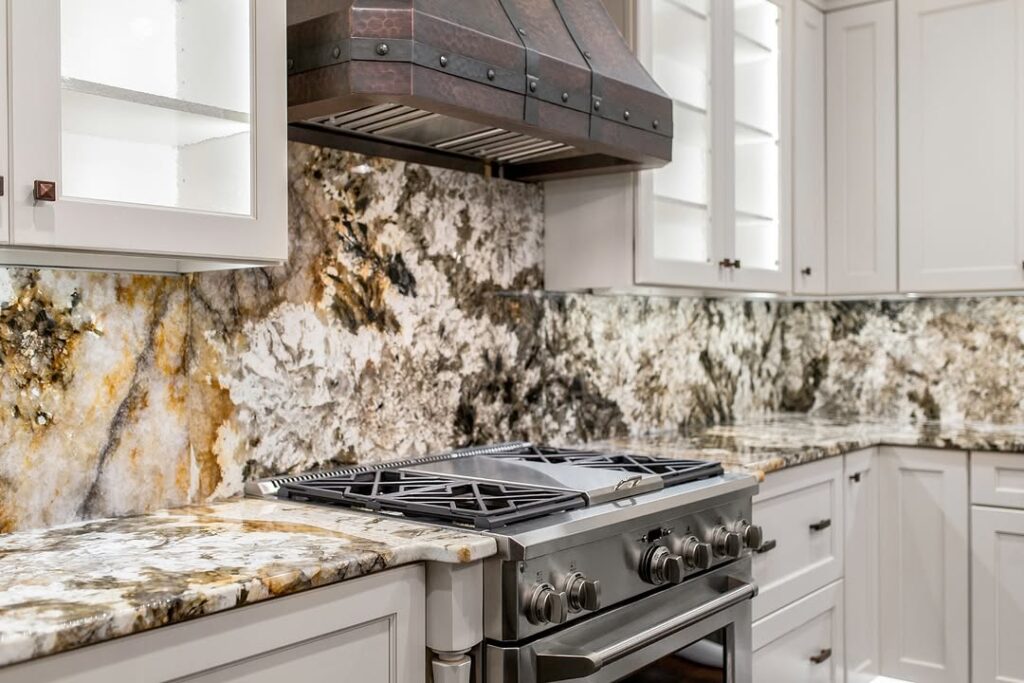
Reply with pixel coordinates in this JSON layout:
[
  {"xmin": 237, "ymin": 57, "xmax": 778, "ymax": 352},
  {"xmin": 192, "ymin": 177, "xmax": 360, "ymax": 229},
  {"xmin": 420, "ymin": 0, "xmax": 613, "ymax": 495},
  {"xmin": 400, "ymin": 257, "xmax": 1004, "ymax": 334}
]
[
  {"xmin": 496, "ymin": 446, "xmax": 725, "ymax": 486},
  {"xmin": 277, "ymin": 469, "xmax": 586, "ymax": 530}
]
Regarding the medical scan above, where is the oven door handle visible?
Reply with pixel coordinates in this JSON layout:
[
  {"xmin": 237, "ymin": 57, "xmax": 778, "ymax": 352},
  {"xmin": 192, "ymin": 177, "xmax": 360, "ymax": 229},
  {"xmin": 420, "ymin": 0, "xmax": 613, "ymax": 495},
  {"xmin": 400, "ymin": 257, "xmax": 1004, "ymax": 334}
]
[{"xmin": 534, "ymin": 578, "xmax": 757, "ymax": 682}]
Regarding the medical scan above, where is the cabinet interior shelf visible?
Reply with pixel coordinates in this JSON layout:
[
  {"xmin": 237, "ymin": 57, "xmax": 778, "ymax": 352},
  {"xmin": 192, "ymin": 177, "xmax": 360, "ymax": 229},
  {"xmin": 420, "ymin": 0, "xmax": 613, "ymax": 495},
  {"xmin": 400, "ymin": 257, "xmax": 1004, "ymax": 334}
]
[
  {"xmin": 735, "ymin": 119, "xmax": 778, "ymax": 144},
  {"xmin": 62, "ymin": 77, "xmax": 251, "ymax": 147},
  {"xmin": 664, "ymin": 0, "xmax": 708, "ymax": 20},
  {"xmin": 736, "ymin": 208, "xmax": 777, "ymax": 224},
  {"xmin": 654, "ymin": 194, "xmax": 708, "ymax": 211}
]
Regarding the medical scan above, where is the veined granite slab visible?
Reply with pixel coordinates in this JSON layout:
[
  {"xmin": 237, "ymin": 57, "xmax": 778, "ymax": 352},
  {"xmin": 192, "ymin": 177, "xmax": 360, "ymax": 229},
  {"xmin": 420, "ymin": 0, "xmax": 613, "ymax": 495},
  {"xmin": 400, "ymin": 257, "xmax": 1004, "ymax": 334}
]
[
  {"xmin": 584, "ymin": 413, "xmax": 1024, "ymax": 480},
  {"xmin": 0, "ymin": 498, "xmax": 495, "ymax": 669}
]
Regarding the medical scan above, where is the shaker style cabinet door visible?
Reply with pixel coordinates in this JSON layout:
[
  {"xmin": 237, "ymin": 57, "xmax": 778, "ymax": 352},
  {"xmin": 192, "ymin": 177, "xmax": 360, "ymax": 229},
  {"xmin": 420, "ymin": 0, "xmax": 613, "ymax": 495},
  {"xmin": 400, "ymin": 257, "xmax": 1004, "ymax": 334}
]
[
  {"xmin": 8, "ymin": 0, "xmax": 287, "ymax": 264},
  {"xmin": 878, "ymin": 447, "xmax": 969, "ymax": 683},
  {"xmin": 825, "ymin": 0, "xmax": 897, "ymax": 295},
  {"xmin": 898, "ymin": 0, "xmax": 1024, "ymax": 292},
  {"xmin": 791, "ymin": 0, "xmax": 825, "ymax": 295},
  {"xmin": 971, "ymin": 505, "xmax": 1024, "ymax": 683},
  {"xmin": 843, "ymin": 449, "xmax": 880, "ymax": 683}
]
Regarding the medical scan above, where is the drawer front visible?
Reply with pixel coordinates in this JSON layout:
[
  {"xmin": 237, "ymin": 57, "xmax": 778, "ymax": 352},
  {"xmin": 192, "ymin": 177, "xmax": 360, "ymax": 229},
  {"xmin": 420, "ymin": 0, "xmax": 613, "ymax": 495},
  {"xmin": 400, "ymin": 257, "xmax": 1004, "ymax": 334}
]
[
  {"xmin": 971, "ymin": 451, "xmax": 1024, "ymax": 509},
  {"xmin": 753, "ymin": 580, "xmax": 843, "ymax": 683},
  {"xmin": 752, "ymin": 457, "xmax": 843, "ymax": 620}
]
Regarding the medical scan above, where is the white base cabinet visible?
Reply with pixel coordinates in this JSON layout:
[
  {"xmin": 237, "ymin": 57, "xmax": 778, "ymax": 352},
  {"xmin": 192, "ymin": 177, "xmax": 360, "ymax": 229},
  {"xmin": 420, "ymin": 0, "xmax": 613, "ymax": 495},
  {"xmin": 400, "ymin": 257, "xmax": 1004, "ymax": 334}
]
[
  {"xmin": 971, "ymin": 505, "xmax": 1024, "ymax": 683},
  {"xmin": 878, "ymin": 447, "xmax": 969, "ymax": 683},
  {"xmin": 0, "ymin": 565, "xmax": 426, "ymax": 683},
  {"xmin": 753, "ymin": 580, "xmax": 844, "ymax": 683}
]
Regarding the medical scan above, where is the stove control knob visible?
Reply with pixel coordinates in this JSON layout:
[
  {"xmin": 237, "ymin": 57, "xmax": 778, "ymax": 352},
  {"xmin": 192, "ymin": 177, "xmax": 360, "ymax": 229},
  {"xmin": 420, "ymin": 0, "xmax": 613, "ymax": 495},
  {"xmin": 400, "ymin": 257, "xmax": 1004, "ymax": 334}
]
[
  {"xmin": 640, "ymin": 545, "xmax": 686, "ymax": 585},
  {"xmin": 528, "ymin": 583, "xmax": 569, "ymax": 625},
  {"xmin": 679, "ymin": 535, "xmax": 713, "ymax": 570},
  {"xmin": 564, "ymin": 571, "xmax": 602, "ymax": 612},
  {"xmin": 711, "ymin": 527, "xmax": 743, "ymax": 558},
  {"xmin": 734, "ymin": 520, "xmax": 764, "ymax": 550}
]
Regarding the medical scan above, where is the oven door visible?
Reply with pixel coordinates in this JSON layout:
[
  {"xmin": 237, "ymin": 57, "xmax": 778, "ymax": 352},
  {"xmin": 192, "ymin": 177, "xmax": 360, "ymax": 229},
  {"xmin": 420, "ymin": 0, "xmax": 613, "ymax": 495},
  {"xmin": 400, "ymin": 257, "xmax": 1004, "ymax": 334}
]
[{"xmin": 486, "ymin": 559, "xmax": 755, "ymax": 683}]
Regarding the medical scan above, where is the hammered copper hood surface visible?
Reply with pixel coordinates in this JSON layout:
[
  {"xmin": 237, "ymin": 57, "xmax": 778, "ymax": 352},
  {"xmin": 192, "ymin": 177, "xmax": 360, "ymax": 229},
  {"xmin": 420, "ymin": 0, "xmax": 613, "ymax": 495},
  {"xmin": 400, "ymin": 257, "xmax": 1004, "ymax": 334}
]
[{"xmin": 286, "ymin": 0, "xmax": 673, "ymax": 181}]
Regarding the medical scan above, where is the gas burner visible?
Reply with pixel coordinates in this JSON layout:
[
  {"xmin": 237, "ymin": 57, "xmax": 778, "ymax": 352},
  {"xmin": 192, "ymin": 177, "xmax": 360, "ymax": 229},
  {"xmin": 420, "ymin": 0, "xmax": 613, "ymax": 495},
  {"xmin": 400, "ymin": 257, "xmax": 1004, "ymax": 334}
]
[
  {"xmin": 495, "ymin": 445, "xmax": 725, "ymax": 486},
  {"xmin": 277, "ymin": 469, "xmax": 586, "ymax": 529}
]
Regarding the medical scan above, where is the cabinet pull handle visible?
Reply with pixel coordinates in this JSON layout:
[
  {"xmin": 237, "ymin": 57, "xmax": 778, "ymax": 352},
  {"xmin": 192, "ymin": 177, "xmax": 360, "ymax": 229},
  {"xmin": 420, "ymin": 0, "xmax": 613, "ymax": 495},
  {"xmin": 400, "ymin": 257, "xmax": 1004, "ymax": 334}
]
[
  {"xmin": 801, "ymin": 266, "xmax": 812, "ymax": 276},
  {"xmin": 34, "ymin": 180, "xmax": 57, "ymax": 202},
  {"xmin": 810, "ymin": 648, "xmax": 832, "ymax": 664},
  {"xmin": 718, "ymin": 258, "xmax": 734, "ymax": 268},
  {"xmin": 755, "ymin": 539, "xmax": 776, "ymax": 554},
  {"xmin": 809, "ymin": 519, "xmax": 831, "ymax": 532},
  {"xmin": 849, "ymin": 472, "xmax": 861, "ymax": 483},
  {"xmin": 0, "ymin": 176, "xmax": 4, "ymax": 197}
]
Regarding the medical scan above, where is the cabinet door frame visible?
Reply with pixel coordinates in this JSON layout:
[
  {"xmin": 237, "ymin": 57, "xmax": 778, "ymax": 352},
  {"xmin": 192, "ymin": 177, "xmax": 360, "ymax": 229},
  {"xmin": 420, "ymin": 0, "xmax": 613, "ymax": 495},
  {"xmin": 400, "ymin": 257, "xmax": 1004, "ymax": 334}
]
[
  {"xmin": 898, "ymin": 0, "xmax": 1024, "ymax": 292},
  {"xmin": 971, "ymin": 504, "xmax": 1024, "ymax": 683},
  {"xmin": 878, "ymin": 446, "xmax": 969, "ymax": 683},
  {"xmin": 825, "ymin": 0, "xmax": 898, "ymax": 295},
  {"xmin": 8, "ymin": 0, "xmax": 287, "ymax": 263}
]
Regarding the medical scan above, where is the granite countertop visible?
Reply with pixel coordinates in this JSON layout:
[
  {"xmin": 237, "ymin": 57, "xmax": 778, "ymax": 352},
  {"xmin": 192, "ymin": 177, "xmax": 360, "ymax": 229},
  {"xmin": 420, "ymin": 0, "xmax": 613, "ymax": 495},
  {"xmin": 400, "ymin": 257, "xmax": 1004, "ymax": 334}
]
[
  {"xmin": 0, "ymin": 499, "xmax": 496, "ymax": 669},
  {"xmin": 585, "ymin": 413, "xmax": 1024, "ymax": 480}
]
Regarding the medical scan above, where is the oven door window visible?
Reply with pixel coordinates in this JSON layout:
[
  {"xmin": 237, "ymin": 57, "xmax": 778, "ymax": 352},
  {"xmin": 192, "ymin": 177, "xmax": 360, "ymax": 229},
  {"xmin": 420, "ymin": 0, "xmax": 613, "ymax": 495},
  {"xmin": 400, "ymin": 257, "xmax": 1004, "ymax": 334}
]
[{"xmin": 616, "ymin": 631, "xmax": 726, "ymax": 682}]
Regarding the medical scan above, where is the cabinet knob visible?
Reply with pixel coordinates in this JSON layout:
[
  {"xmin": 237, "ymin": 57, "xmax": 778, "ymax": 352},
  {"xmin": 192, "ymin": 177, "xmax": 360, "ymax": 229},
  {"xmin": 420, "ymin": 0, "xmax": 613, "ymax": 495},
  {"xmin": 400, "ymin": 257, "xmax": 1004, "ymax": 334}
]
[
  {"xmin": 801, "ymin": 266, "xmax": 812, "ymax": 276},
  {"xmin": 718, "ymin": 258, "xmax": 742, "ymax": 269},
  {"xmin": 34, "ymin": 180, "xmax": 57, "ymax": 202}
]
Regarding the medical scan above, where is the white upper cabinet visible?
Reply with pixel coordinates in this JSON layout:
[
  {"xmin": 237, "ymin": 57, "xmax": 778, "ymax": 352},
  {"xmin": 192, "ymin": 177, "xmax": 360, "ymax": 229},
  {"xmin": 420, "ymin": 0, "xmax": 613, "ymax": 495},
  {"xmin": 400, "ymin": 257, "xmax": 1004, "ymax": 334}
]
[
  {"xmin": 899, "ymin": 0, "xmax": 1024, "ymax": 292},
  {"xmin": 825, "ymin": 1, "xmax": 898, "ymax": 295},
  {"xmin": 792, "ymin": 0, "xmax": 826, "ymax": 294},
  {"xmin": 547, "ymin": 0, "xmax": 794, "ymax": 293},
  {"xmin": 4, "ymin": 0, "xmax": 287, "ymax": 271}
]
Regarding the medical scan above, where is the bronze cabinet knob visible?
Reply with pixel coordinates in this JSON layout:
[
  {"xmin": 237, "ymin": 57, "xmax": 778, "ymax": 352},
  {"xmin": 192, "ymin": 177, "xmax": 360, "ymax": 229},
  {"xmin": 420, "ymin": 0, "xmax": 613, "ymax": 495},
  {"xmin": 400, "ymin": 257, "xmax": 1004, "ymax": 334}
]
[{"xmin": 34, "ymin": 180, "xmax": 56, "ymax": 202}]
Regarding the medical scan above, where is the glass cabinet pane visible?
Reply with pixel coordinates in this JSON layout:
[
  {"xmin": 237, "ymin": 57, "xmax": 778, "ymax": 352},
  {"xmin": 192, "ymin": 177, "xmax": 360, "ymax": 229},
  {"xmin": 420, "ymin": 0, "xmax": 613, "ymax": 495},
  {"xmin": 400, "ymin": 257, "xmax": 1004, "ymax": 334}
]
[
  {"xmin": 60, "ymin": 0, "xmax": 252, "ymax": 215},
  {"xmin": 733, "ymin": 0, "xmax": 781, "ymax": 271},
  {"xmin": 649, "ymin": 0, "xmax": 712, "ymax": 263}
]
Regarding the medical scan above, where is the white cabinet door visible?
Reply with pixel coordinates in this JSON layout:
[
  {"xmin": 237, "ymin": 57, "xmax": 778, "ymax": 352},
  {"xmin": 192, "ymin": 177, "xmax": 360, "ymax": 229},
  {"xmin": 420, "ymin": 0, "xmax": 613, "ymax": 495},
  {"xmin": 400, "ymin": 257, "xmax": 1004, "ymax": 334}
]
[
  {"xmin": 899, "ymin": 0, "xmax": 1024, "ymax": 292},
  {"xmin": 844, "ymin": 449, "xmax": 879, "ymax": 683},
  {"xmin": 724, "ymin": 0, "xmax": 793, "ymax": 293},
  {"xmin": 825, "ymin": 0, "xmax": 897, "ymax": 295},
  {"xmin": 878, "ymin": 447, "xmax": 969, "ymax": 683},
  {"xmin": 753, "ymin": 580, "xmax": 844, "ymax": 683},
  {"xmin": 8, "ymin": 0, "xmax": 287, "ymax": 265},
  {"xmin": 792, "ymin": 0, "xmax": 826, "ymax": 295},
  {"xmin": 0, "ymin": 565, "xmax": 426, "ymax": 683},
  {"xmin": 635, "ymin": 0, "xmax": 723, "ymax": 289},
  {"xmin": 972, "ymin": 505, "xmax": 1024, "ymax": 683},
  {"xmin": 751, "ymin": 457, "xmax": 843, "ymax": 621}
]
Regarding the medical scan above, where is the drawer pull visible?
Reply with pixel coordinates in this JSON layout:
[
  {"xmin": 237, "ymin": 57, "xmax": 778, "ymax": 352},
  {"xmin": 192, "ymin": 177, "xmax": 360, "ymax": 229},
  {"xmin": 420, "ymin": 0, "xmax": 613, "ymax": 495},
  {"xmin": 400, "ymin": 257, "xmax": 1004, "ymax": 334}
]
[
  {"xmin": 809, "ymin": 519, "xmax": 832, "ymax": 532},
  {"xmin": 849, "ymin": 472, "xmax": 861, "ymax": 483},
  {"xmin": 754, "ymin": 539, "xmax": 777, "ymax": 554},
  {"xmin": 810, "ymin": 648, "xmax": 832, "ymax": 664}
]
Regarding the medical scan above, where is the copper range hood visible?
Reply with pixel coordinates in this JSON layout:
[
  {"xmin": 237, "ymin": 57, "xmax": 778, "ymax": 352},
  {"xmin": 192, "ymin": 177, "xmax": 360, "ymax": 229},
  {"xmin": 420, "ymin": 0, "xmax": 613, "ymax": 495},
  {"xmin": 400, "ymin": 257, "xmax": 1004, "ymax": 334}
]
[{"xmin": 286, "ymin": 0, "xmax": 673, "ymax": 182}]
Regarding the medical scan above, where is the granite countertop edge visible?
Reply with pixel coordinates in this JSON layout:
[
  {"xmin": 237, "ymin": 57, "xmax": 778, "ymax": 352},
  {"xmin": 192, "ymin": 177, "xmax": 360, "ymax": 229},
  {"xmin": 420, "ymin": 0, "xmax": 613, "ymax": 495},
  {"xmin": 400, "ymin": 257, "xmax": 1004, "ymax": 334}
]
[{"xmin": 0, "ymin": 500, "xmax": 496, "ymax": 670}]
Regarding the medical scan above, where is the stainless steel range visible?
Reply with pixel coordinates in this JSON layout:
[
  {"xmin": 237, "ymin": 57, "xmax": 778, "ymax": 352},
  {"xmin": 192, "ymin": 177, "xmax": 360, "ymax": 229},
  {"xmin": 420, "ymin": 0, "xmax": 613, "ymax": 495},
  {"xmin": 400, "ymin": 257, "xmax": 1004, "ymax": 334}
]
[{"xmin": 248, "ymin": 443, "xmax": 761, "ymax": 682}]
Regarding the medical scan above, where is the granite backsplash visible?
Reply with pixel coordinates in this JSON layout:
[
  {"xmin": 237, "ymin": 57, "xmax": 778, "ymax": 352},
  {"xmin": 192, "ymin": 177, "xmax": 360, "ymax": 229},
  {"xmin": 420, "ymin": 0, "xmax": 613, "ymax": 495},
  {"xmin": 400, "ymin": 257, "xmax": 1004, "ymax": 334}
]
[{"xmin": 2, "ymin": 142, "xmax": 1023, "ymax": 532}]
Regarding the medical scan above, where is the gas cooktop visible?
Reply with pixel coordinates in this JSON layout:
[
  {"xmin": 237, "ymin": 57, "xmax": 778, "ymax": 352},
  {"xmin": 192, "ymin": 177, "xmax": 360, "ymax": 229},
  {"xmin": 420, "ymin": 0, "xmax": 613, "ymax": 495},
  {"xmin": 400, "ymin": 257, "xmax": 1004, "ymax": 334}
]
[{"xmin": 271, "ymin": 444, "xmax": 724, "ymax": 529}]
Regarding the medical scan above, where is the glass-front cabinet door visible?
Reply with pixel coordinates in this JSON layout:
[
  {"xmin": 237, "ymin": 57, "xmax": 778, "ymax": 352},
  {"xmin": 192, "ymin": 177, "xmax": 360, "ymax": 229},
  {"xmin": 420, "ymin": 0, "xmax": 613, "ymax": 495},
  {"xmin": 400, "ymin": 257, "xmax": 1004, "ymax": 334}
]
[
  {"xmin": 8, "ymin": 0, "xmax": 287, "ymax": 266},
  {"xmin": 635, "ymin": 0, "xmax": 791, "ymax": 292},
  {"xmin": 729, "ymin": 0, "xmax": 790, "ymax": 291},
  {"xmin": 635, "ymin": 0, "xmax": 721, "ymax": 288}
]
